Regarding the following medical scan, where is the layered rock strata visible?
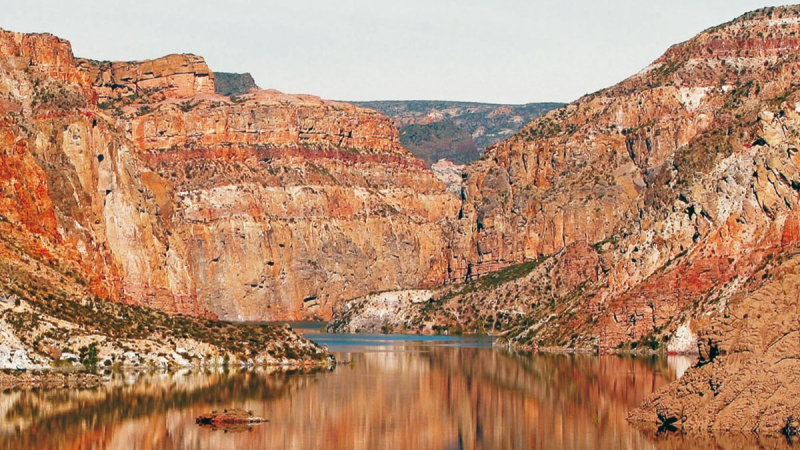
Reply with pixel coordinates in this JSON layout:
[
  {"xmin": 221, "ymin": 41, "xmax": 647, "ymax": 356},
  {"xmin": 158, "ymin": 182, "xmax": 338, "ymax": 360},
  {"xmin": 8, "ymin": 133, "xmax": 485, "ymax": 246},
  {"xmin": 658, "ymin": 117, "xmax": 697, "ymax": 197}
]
[
  {"xmin": 333, "ymin": 6, "xmax": 800, "ymax": 355},
  {"xmin": 91, "ymin": 60, "xmax": 460, "ymax": 320},
  {"xmin": 0, "ymin": 28, "xmax": 460, "ymax": 323}
]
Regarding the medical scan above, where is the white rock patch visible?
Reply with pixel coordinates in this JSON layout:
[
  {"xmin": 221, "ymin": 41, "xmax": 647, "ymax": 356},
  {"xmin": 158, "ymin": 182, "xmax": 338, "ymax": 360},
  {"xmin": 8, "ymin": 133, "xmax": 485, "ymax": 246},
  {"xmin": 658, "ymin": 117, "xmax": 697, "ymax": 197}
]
[
  {"xmin": 0, "ymin": 320, "xmax": 46, "ymax": 370},
  {"xmin": 667, "ymin": 321, "xmax": 698, "ymax": 354},
  {"xmin": 337, "ymin": 290, "xmax": 433, "ymax": 333},
  {"xmin": 679, "ymin": 87, "xmax": 712, "ymax": 112}
]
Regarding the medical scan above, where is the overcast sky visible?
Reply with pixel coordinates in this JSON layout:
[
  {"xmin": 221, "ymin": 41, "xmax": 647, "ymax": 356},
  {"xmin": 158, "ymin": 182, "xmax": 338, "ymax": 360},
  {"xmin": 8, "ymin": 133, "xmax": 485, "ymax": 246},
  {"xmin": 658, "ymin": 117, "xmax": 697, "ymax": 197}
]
[{"xmin": 2, "ymin": 1, "xmax": 792, "ymax": 104}]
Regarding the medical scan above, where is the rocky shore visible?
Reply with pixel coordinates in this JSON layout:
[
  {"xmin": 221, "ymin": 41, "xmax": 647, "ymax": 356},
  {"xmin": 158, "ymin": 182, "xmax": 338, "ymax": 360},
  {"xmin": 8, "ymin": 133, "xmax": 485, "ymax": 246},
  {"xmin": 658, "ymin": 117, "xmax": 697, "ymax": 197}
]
[
  {"xmin": 628, "ymin": 249, "xmax": 800, "ymax": 436},
  {"xmin": 0, "ymin": 292, "xmax": 333, "ymax": 382}
]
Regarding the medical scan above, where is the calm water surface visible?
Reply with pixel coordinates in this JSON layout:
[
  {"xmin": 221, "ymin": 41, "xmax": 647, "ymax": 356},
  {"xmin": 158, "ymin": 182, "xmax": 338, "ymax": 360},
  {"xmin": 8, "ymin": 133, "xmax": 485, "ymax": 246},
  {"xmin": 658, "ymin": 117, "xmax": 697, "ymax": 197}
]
[{"xmin": 0, "ymin": 324, "xmax": 786, "ymax": 450}]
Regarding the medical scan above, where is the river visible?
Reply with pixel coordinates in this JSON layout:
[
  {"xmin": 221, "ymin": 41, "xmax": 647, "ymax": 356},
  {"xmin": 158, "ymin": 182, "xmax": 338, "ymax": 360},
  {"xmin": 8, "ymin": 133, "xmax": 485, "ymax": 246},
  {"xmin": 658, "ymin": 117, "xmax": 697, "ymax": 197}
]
[{"xmin": 2, "ymin": 324, "xmax": 781, "ymax": 449}]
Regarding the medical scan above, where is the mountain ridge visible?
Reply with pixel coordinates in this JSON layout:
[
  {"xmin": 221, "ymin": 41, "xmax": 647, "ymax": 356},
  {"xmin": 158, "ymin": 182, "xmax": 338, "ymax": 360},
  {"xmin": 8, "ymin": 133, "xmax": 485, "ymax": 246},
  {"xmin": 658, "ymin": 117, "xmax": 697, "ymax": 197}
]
[{"xmin": 353, "ymin": 100, "xmax": 563, "ymax": 165}]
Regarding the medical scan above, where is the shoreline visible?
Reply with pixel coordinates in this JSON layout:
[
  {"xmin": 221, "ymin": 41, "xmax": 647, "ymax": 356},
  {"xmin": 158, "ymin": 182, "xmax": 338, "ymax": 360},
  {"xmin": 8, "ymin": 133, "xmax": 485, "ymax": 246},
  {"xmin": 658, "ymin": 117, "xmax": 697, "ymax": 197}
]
[
  {"xmin": 0, "ymin": 356, "xmax": 336, "ymax": 392},
  {"xmin": 498, "ymin": 342, "xmax": 700, "ymax": 357}
]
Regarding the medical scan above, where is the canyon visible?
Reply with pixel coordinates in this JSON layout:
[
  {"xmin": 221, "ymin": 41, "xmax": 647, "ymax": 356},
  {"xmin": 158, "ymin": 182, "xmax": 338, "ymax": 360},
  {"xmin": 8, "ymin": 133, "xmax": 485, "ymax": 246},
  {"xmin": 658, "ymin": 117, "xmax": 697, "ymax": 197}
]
[
  {"xmin": 335, "ymin": 4, "xmax": 800, "ymax": 350},
  {"xmin": 330, "ymin": 4, "xmax": 800, "ymax": 436},
  {"xmin": 2, "ymin": 3, "xmax": 800, "ymax": 439}
]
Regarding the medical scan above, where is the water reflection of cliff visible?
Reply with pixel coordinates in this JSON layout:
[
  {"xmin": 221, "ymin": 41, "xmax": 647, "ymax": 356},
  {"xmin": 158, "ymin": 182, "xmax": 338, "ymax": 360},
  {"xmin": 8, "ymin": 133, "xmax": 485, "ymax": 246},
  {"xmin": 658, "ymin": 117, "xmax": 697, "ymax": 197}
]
[
  {"xmin": 0, "ymin": 367, "xmax": 322, "ymax": 450},
  {"xmin": 0, "ymin": 349, "xmax": 691, "ymax": 450}
]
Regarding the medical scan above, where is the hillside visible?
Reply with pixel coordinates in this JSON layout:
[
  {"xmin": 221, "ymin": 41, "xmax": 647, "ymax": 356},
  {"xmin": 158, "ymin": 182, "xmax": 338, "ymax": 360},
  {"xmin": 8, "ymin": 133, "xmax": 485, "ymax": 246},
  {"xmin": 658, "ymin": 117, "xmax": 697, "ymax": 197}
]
[
  {"xmin": 332, "ymin": 6, "xmax": 800, "ymax": 433},
  {"xmin": 0, "ymin": 31, "xmax": 338, "ymax": 369},
  {"xmin": 354, "ymin": 101, "xmax": 563, "ymax": 165}
]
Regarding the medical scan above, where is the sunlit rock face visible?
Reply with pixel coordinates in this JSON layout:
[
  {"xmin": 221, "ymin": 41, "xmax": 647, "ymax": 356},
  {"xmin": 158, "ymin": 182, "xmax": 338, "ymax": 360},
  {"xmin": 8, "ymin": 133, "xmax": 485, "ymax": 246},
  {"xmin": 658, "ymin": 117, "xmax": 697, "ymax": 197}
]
[
  {"xmin": 0, "ymin": 27, "xmax": 459, "ymax": 320},
  {"xmin": 0, "ymin": 29, "xmax": 197, "ymax": 314},
  {"xmin": 0, "ymin": 29, "xmax": 459, "ymax": 321},
  {"xmin": 328, "ymin": 6, "xmax": 800, "ymax": 364},
  {"xmin": 88, "ymin": 56, "xmax": 460, "ymax": 320},
  {"xmin": 397, "ymin": 5, "xmax": 800, "ymax": 349}
]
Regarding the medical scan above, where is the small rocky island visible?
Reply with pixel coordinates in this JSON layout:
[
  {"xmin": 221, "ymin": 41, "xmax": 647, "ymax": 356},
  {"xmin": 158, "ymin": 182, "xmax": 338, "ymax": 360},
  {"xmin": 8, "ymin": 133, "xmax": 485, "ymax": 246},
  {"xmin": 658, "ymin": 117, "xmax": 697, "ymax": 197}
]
[{"xmin": 196, "ymin": 408, "xmax": 269, "ymax": 432}]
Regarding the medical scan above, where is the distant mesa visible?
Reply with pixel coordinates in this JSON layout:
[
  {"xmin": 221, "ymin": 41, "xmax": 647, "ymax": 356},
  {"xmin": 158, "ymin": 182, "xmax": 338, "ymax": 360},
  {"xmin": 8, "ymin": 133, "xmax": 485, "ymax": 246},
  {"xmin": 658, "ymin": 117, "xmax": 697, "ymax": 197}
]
[
  {"xmin": 354, "ymin": 100, "xmax": 564, "ymax": 166},
  {"xmin": 214, "ymin": 72, "xmax": 260, "ymax": 96}
]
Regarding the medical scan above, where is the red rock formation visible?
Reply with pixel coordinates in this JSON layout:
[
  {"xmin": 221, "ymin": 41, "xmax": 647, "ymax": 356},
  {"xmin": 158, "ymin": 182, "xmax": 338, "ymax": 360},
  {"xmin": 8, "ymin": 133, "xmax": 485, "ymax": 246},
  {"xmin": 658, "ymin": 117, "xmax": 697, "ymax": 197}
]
[
  {"xmin": 331, "ymin": 6, "xmax": 800, "ymax": 358},
  {"xmin": 432, "ymin": 5, "xmax": 800, "ymax": 349},
  {"xmin": 83, "ymin": 54, "xmax": 214, "ymax": 102},
  {"xmin": 629, "ymin": 249, "xmax": 800, "ymax": 435},
  {"xmin": 0, "ymin": 28, "xmax": 459, "ymax": 321}
]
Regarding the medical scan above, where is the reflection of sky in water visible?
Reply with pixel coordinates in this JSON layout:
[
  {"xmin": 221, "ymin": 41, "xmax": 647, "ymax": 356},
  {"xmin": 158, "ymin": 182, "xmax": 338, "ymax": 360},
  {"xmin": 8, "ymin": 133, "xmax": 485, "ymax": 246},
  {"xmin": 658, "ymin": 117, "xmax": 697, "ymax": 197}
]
[
  {"xmin": 306, "ymin": 334, "xmax": 495, "ymax": 352},
  {"xmin": 288, "ymin": 322, "xmax": 496, "ymax": 353}
]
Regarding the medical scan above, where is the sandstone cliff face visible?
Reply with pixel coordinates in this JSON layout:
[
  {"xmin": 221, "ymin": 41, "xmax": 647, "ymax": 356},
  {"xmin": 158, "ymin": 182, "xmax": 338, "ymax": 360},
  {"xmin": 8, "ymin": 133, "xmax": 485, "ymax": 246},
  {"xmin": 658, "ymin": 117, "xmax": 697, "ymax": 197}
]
[
  {"xmin": 0, "ymin": 29, "xmax": 459, "ymax": 322},
  {"xmin": 91, "ymin": 60, "xmax": 459, "ymax": 320},
  {"xmin": 84, "ymin": 53, "xmax": 215, "ymax": 102},
  {"xmin": 332, "ymin": 6, "xmax": 800, "ymax": 354},
  {"xmin": 477, "ymin": 5, "xmax": 800, "ymax": 349},
  {"xmin": 0, "ymin": 33, "xmax": 207, "ymax": 317},
  {"xmin": 0, "ymin": 31, "xmax": 330, "ymax": 365}
]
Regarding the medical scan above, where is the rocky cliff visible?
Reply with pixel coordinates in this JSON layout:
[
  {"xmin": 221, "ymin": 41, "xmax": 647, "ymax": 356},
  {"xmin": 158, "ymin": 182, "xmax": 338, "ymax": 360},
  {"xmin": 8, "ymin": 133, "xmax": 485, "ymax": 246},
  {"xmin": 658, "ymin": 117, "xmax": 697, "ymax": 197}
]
[
  {"xmin": 0, "ymin": 28, "xmax": 460, "ymax": 323},
  {"xmin": 468, "ymin": 5, "xmax": 800, "ymax": 350},
  {"xmin": 0, "ymin": 30, "xmax": 331, "ymax": 367},
  {"xmin": 629, "ymin": 248, "xmax": 800, "ymax": 435},
  {"xmin": 332, "ymin": 5, "xmax": 800, "ymax": 357},
  {"xmin": 91, "ymin": 60, "xmax": 459, "ymax": 321}
]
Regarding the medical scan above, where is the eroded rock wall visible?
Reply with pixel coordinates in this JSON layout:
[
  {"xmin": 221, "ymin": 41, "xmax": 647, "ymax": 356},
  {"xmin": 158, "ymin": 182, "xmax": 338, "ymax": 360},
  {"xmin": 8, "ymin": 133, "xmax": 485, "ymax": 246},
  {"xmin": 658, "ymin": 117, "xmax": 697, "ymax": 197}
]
[
  {"xmin": 447, "ymin": 6, "xmax": 800, "ymax": 348},
  {"xmin": 629, "ymin": 249, "xmax": 800, "ymax": 435},
  {"xmin": 331, "ymin": 6, "xmax": 800, "ymax": 352},
  {"xmin": 0, "ymin": 28, "xmax": 460, "ymax": 321}
]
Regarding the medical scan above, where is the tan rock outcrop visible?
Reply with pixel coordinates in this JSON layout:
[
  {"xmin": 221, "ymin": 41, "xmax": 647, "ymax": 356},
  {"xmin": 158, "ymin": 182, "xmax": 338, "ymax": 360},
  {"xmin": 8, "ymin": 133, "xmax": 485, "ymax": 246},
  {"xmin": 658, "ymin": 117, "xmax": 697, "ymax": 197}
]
[
  {"xmin": 629, "ymin": 249, "xmax": 800, "ymax": 435},
  {"xmin": 82, "ymin": 53, "xmax": 215, "ymax": 103},
  {"xmin": 89, "ymin": 57, "xmax": 460, "ymax": 320}
]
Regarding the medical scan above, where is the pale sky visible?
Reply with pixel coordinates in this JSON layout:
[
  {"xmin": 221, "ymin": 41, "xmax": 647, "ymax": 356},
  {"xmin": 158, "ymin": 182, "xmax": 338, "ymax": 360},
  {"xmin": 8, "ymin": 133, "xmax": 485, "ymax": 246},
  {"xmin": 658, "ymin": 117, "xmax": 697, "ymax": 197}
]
[{"xmin": 1, "ymin": 0, "xmax": 792, "ymax": 104}]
